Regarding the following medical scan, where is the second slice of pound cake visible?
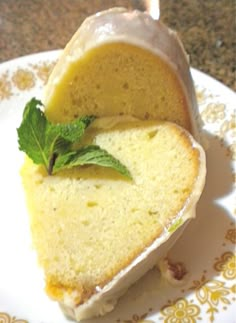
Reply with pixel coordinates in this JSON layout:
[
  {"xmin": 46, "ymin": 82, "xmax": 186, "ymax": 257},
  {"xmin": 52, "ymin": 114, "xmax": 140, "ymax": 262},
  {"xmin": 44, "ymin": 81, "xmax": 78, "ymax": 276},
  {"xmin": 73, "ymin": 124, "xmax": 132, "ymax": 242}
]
[
  {"xmin": 21, "ymin": 117, "xmax": 206, "ymax": 320},
  {"xmin": 44, "ymin": 8, "xmax": 198, "ymax": 135}
]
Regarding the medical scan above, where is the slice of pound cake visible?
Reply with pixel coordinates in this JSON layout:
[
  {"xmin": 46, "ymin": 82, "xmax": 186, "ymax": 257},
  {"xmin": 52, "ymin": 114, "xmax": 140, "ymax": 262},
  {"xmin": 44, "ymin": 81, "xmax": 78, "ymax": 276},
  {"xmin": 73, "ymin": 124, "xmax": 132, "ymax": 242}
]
[
  {"xmin": 44, "ymin": 8, "xmax": 198, "ymax": 135},
  {"xmin": 21, "ymin": 117, "xmax": 206, "ymax": 320}
]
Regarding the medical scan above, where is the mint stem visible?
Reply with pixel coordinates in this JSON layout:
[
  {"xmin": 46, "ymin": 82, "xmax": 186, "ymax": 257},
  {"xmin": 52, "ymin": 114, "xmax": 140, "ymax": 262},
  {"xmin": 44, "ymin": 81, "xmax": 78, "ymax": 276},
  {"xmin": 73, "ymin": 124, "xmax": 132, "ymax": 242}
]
[{"xmin": 48, "ymin": 153, "xmax": 58, "ymax": 175}]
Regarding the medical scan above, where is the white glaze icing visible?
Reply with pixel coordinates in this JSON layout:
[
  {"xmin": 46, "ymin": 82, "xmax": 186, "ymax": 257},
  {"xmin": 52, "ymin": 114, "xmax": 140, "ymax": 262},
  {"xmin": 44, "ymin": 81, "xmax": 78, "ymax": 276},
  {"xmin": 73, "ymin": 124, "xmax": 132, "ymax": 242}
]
[{"xmin": 158, "ymin": 257, "xmax": 188, "ymax": 287}]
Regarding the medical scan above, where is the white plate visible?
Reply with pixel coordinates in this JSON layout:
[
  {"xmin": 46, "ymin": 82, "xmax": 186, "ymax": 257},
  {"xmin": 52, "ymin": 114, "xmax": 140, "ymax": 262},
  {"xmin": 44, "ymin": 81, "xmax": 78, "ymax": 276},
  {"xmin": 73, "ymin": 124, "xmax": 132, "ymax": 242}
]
[{"xmin": 0, "ymin": 51, "xmax": 235, "ymax": 323}]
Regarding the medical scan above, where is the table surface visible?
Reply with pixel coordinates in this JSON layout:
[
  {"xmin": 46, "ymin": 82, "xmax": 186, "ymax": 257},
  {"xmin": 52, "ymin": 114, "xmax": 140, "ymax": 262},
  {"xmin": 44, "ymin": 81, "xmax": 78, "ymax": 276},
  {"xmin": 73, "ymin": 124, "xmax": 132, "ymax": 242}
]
[{"xmin": 0, "ymin": 0, "xmax": 235, "ymax": 91}]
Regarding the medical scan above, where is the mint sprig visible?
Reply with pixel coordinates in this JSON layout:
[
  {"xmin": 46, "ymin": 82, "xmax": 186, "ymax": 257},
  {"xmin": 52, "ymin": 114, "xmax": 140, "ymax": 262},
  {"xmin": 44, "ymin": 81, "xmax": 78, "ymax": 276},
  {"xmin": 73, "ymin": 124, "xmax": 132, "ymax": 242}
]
[
  {"xmin": 54, "ymin": 145, "xmax": 131, "ymax": 178},
  {"xmin": 17, "ymin": 98, "xmax": 132, "ymax": 179}
]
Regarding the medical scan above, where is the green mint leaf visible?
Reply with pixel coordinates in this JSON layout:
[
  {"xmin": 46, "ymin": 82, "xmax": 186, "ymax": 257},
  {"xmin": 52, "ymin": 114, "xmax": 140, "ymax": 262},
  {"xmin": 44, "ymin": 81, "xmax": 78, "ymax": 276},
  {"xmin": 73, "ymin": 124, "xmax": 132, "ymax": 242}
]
[
  {"xmin": 17, "ymin": 98, "xmax": 48, "ymax": 168},
  {"xmin": 17, "ymin": 98, "xmax": 132, "ymax": 180},
  {"xmin": 57, "ymin": 116, "xmax": 96, "ymax": 142},
  {"xmin": 44, "ymin": 115, "xmax": 96, "ymax": 156},
  {"xmin": 44, "ymin": 124, "xmax": 70, "ymax": 158},
  {"xmin": 54, "ymin": 145, "xmax": 132, "ymax": 179},
  {"xmin": 44, "ymin": 116, "xmax": 96, "ymax": 173}
]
